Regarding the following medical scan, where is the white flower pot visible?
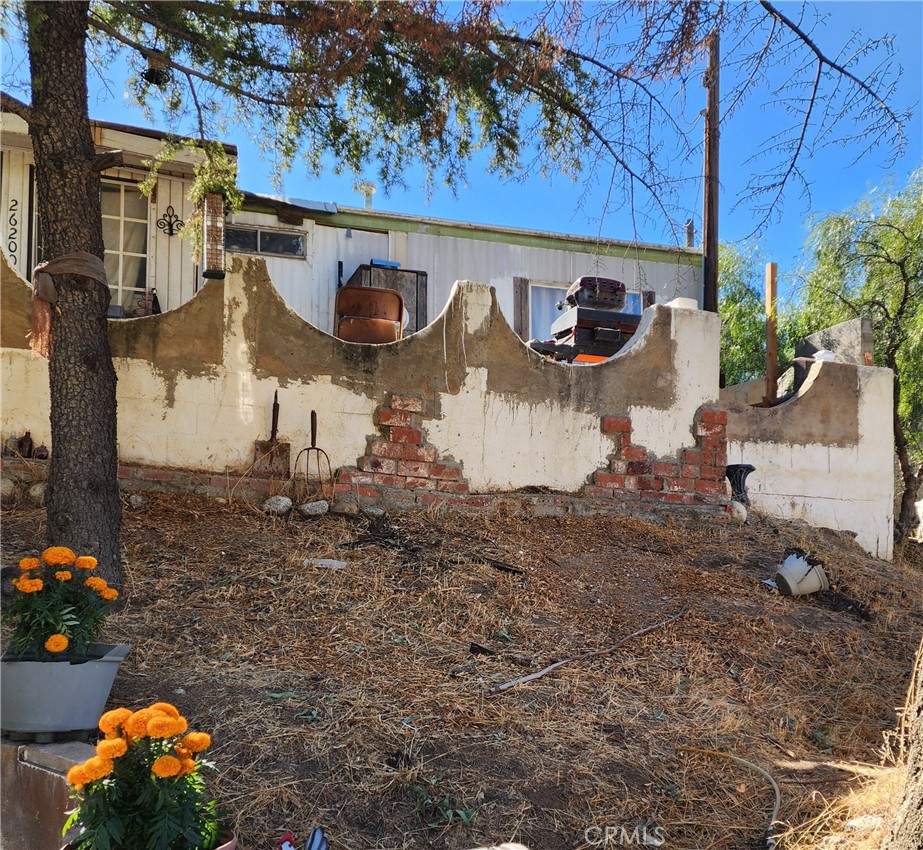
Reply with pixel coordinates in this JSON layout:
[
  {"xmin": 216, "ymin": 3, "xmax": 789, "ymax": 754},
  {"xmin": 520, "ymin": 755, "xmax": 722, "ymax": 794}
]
[{"xmin": 1, "ymin": 643, "xmax": 130, "ymax": 734}]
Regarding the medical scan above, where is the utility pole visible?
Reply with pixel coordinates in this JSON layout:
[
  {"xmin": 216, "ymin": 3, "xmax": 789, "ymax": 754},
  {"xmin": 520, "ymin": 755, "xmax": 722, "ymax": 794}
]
[
  {"xmin": 764, "ymin": 262, "xmax": 779, "ymax": 406},
  {"xmin": 702, "ymin": 32, "xmax": 720, "ymax": 313}
]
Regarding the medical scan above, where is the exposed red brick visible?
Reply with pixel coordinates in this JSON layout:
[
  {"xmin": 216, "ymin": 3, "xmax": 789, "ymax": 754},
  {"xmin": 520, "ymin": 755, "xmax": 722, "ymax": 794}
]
[
  {"xmin": 696, "ymin": 422, "xmax": 726, "ymax": 438},
  {"xmin": 682, "ymin": 449, "xmax": 704, "ymax": 466},
  {"xmin": 378, "ymin": 409, "xmax": 413, "ymax": 427},
  {"xmin": 361, "ymin": 456, "xmax": 398, "ymax": 475},
  {"xmin": 401, "ymin": 444, "xmax": 438, "ymax": 463},
  {"xmin": 352, "ymin": 486, "xmax": 383, "ymax": 499},
  {"xmin": 595, "ymin": 472, "xmax": 626, "ymax": 488},
  {"xmin": 622, "ymin": 445, "xmax": 648, "ymax": 462},
  {"xmin": 249, "ymin": 478, "xmax": 272, "ymax": 493},
  {"xmin": 458, "ymin": 497, "xmax": 490, "ymax": 507},
  {"xmin": 118, "ymin": 466, "xmax": 134, "ymax": 479},
  {"xmin": 583, "ymin": 484, "xmax": 616, "ymax": 498},
  {"xmin": 370, "ymin": 440, "xmax": 404, "ymax": 459},
  {"xmin": 700, "ymin": 408, "xmax": 728, "ymax": 425},
  {"xmin": 713, "ymin": 452, "xmax": 728, "ymax": 468},
  {"xmin": 695, "ymin": 479, "xmax": 724, "ymax": 495},
  {"xmin": 390, "ymin": 427, "xmax": 422, "ymax": 445},
  {"xmin": 701, "ymin": 436, "xmax": 726, "ymax": 452},
  {"xmin": 398, "ymin": 460, "xmax": 433, "ymax": 478},
  {"xmin": 334, "ymin": 483, "xmax": 352, "ymax": 494},
  {"xmin": 652, "ymin": 463, "xmax": 679, "ymax": 477},
  {"xmin": 430, "ymin": 463, "xmax": 462, "ymax": 480},
  {"xmin": 419, "ymin": 492, "xmax": 448, "ymax": 506},
  {"xmin": 681, "ymin": 464, "xmax": 700, "ymax": 479},
  {"xmin": 210, "ymin": 475, "xmax": 231, "ymax": 489},
  {"xmin": 701, "ymin": 465, "xmax": 724, "ymax": 481},
  {"xmin": 371, "ymin": 473, "xmax": 407, "ymax": 488},
  {"xmin": 404, "ymin": 476, "xmax": 437, "ymax": 490},
  {"xmin": 601, "ymin": 416, "xmax": 631, "ymax": 434},
  {"xmin": 141, "ymin": 469, "xmax": 174, "ymax": 480},
  {"xmin": 390, "ymin": 395, "xmax": 425, "ymax": 413},
  {"xmin": 627, "ymin": 460, "xmax": 652, "ymax": 475},
  {"xmin": 437, "ymin": 480, "xmax": 469, "ymax": 494},
  {"xmin": 636, "ymin": 476, "xmax": 664, "ymax": 490},
  {"xmin": 623, "ymin": 475, "xmax": 639, "ymax": 489},
  {"xmin": 608, "ymin": 460, "xmax": 628, "ymax": 474},
  {"xmin": 339, "ymin": 469, "xmax": 376, "ymax": 486},
  {"xmin": 665, "ymin": 477, "xmax": 690, "ymax": 492}
]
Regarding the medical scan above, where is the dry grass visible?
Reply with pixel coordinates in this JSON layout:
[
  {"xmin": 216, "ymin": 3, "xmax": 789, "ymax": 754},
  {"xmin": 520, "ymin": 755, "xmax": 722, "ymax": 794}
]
[{"xmin": 2, "ymin": 492, "xmax": 921, "ymax": 850}]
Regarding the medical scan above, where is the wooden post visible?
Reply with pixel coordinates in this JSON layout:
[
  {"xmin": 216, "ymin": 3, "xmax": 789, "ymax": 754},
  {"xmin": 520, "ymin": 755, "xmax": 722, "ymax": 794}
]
[
  {"xmin": 764, "ymin": 262, "xmax": 778, "ymax": 406},
  {"xmin": 702, "ymin": 32, "xmax": 720, "ymax": 313}
]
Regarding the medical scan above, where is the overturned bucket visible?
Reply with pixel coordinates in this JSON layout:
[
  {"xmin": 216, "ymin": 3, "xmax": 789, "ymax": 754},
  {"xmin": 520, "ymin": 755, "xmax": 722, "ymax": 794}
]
[{"xmin": 775, "ymin": 552, "xmax": 829, "ymax": 596}]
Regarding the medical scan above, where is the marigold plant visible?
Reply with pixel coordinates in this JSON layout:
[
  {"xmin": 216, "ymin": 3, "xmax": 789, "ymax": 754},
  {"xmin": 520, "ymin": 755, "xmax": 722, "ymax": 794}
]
[
  {"xmin": 64, "ymin": 701, "xmax": 223, "ymax": 850},
  {"xmin": 1, "ymin": 547, "xmax": 118, "ymax": 660}
]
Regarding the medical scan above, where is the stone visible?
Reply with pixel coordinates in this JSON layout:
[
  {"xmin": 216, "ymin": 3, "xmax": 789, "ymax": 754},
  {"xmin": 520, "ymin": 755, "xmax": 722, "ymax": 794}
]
[
  {"xmin": 728, "ymin": 501, "xmax": 748, "ymax": 524},
  {"xmin": 262, "ymin": 495, "xmax": 293, "ymax": 516},
  {"xmin": 27, "ymin": 482, "xmax": 45, "ymax": 505},
  {"xmin": 304, "ymin": 558, "xmax": 347, "ymax": 570},
  {"xmin": 297, "ymin": 499, "xmax": 329, "ymax": 518},
  {"xmin": 843, "ymin": 815, "xmax": 882, "ymax": 834},
  {"xmin": 361, "ymin": 506, "xmax": 385, "ymax": 519},
  {"xmin": 128, "ymin": 493, "xmax": 147, "ymax": 508},
  {"xmin": 0, "ymin": 478, "xmax": 16, "ymax": 500}
]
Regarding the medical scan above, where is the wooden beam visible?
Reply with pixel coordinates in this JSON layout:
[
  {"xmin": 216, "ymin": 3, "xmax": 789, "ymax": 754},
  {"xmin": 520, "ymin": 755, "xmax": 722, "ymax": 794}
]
[{"xmin": 764, "ymin": 262, "xmax": 778, "ymax": 406}]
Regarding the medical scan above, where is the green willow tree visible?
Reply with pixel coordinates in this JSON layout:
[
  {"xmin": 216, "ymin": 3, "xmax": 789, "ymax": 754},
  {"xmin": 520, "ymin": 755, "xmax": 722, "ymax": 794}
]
[
  {"xmin": 0, "ymin": 1, "xmax": 911, "ymax": 581},
  {"xmin": 794, "ymin": 169, "xmax": 923, "ymax": 543}
]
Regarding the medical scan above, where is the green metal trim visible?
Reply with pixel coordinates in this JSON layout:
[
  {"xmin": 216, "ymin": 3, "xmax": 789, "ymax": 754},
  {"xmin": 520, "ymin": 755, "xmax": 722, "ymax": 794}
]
[{"xmin": 242, "ymin": 199, "xmax": 702, "ymax": 267}]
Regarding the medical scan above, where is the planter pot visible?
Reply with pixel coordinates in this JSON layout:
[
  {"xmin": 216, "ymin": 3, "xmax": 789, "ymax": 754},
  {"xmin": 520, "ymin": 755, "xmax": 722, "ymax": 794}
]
[
  {"xmin": 1, "ymin": 643, "xmax": 131, "ymax": 734},
  {"xmin": 775, "ymin": 554, "xmax": 829, "ymax": 596},
  {"xmin": 61, "ymin": 829, "xmax": 236, "ymax": 850}
]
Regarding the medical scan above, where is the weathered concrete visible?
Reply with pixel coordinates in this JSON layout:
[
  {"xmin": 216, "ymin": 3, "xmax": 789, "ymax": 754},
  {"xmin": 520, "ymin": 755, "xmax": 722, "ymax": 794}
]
[
  {"xmin": 795, "ymin": 317, "xmax": 874, "ymax": 366},
  {"xmin": 725, "ymin": 361, "xmax": 894, "ymax": 559}
]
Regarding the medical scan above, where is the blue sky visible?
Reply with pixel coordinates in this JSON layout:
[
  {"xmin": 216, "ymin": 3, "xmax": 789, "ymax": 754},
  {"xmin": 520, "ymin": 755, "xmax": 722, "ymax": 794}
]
[{"xmin": 3, "ymin": 1, "xmax": 921, "ymax": 284}]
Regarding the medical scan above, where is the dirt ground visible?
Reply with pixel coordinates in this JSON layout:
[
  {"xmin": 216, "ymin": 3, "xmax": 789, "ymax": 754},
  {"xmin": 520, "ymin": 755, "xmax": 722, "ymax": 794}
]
[{"xmin": 2, "ymin": 493, "xmax": 921, "ymax": 850}]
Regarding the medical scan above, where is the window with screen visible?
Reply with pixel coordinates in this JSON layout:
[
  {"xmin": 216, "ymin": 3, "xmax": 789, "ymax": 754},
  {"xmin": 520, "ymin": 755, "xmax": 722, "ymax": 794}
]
[
  {"xmin": 101, "ymin": 180, "xmax": 149, "ymax": 312},
  {"xmin": 225, "ymin": 227, "xmax": 305, "ymax": 258}
]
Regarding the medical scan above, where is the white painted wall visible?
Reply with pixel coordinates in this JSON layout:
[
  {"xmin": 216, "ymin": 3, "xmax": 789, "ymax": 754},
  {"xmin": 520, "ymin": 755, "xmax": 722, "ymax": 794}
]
[{"xmin": 726, "ymin": 363, "xmax": 895, "ymax": 559}]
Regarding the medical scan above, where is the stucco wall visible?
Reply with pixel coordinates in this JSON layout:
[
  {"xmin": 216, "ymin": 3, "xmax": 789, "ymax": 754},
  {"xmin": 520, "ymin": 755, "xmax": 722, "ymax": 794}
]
[
  {"xmin": 723, "ymin": 361, "xmax": 895, "ymax": 559},
  {"xmin": 1, "ymin": 252, "xmax": 720, "ymax": 494}
]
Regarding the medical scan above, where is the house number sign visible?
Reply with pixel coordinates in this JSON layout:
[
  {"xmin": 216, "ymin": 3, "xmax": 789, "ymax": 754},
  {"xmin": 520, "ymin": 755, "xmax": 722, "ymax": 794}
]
[{"xmin": 7, "ymin": 197, "xmax": 19, "ymax": 266}]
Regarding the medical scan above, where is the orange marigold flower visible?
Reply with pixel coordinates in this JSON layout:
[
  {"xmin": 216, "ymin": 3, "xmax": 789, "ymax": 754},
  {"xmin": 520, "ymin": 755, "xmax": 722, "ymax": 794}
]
[
  {"xmin": 96, "ymin": 737, "xmax": 128, "ymax": 759},
  {"xmin": 149, "ymin": 702, "xmax": 181, "ymax": 719},
  {"xmin": 54, "ymin": 570, "xmax": 73, "ymax": 581},
  {"xmin": 75, "ymin": 555, "xmax": 98, "ymax": 570},
  {"xmin": 174, "ymin": 744, "xmax": 192, "ymax": 759},
  {"xmin": 85, "ymin": 576, "xmax": 107, "ymax": 592},
  {"xmin": 44, "ymin": 634, "xmax": 69, "ymax": 653},
  {"xmin": 82, "ymin": 756, "xmax": 114, "ymax": 782},
  {"xmin": 100, "ymin": 587, "xmax": 119, "ymax": 601},
  {"xmin": 19, "ymin": 557, "xmax": 40, "ymax": 571},
  {"xmin": 42, "ymin": 546, "xmax": 76, "ymax": 566},
  {"xmin": 181, "ymin": 732, "xmax": 212, "ymax": 753},
  {"xmin": 99, "ymin": 707, "xmax": 133, "ymax": 737},
  {"xmin": 151, "ymin": 755, "xmax": 182, "ymax": 778},
  {"xmin": 123, "ymin": 708, "xmax": 158, "ymax": 739},
  {"xmin": 19, "ymin": 578, "xmax": 43, "ymax": 593},
  {"xmin": 148, "ymin": 715, "xmax": 186, "ymax": 738},
  {"xmin": 66, "ymin": 764, "xmax": 88, "ymax": 787},
  {"xmin": 179, "ymin": 758, "xmax": 197, "ymax": 776}
]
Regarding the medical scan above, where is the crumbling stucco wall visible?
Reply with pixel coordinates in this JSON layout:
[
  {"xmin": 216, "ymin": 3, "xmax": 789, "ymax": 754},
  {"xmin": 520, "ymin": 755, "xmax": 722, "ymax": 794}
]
[
  {"xmin": 1, "ymin": 252, "xmax": 720, "ymax": 495},
  {"xmin": 723, "ymin": 361, "xmax": 894, "ymax": 559}
]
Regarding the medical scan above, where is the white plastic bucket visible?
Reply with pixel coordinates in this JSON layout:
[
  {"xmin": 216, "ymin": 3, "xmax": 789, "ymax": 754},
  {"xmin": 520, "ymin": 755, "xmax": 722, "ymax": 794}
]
[{"xmin": 775, "ymin": 554, "xmax": 829, "ymax": 596}]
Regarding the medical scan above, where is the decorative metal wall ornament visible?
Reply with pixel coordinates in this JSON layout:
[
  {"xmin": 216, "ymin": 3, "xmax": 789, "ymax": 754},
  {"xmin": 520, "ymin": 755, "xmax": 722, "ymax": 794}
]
[{"xmin": 156, "ymin": 206, "xmax": 184, "ymax": 236}]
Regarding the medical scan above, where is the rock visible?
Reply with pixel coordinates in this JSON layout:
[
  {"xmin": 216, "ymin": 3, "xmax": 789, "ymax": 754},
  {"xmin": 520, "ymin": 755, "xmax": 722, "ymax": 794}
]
[
  {"xmin": 304, "ymin": 558, "xmax": 347, "ymax": 570},
  {"xmin": 262, "ymin": 495, "xmax": 293, "ymax": 516},
  {"xmin": 297, "ymin": 499, "xmax": 329, "ymax": 518},
  {"xmin": 362, "ymin": 506, "xmax": 386, "ymax": 519},
  {"xmin": 27, "ymin": 482, "xmax": 46, "ymax": 505},
  {"xmin": 128, "ymin": 493, "xmax": 148, "ymax": 508},
  {"xmin": 844, "ymin": 815, "xmax": 882, "ymax": 834},
  {"xmin": 728, "ymin": 501, "xmax": 748, "ymax": 524},
  {"xmin": 330, "ymin": 497, "xmax": 359, "ymax": 515},
  {"xmin": 0, "ymin": 478, "xmax": 16, "ymax": 500}
]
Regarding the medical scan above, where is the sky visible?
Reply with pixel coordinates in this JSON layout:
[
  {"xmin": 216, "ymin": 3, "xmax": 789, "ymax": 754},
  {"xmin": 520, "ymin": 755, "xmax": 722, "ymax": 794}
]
[{"xmin": 2, "ymin": 1, "xmax": 921, "ymax": 290}]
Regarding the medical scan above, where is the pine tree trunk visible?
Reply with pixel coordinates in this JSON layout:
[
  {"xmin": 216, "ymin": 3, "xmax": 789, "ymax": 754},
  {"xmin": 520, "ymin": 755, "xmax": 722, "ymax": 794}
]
[
  {"xmin": 26, "ymin": 1, "xmax": 122, "ymax": 585},
  {"xmin": 883, "ymin": 643, "xmax": 923, "ymax": 849}
]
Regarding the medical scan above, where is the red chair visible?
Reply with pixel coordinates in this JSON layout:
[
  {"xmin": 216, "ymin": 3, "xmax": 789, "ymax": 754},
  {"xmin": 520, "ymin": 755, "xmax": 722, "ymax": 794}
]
[{"xmin": 334, "ymin": 285, "xmax": 404, "ymax": 343}]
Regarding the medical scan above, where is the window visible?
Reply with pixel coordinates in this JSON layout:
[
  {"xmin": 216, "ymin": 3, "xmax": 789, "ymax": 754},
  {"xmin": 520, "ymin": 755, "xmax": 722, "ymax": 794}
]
[
  {"xmin": 102, "ymin": 180, "xmax": 149, "ymax": 311},
  {"xmin": 225, "ymin": 226, "xmax": 305, "ymax": 258}
]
